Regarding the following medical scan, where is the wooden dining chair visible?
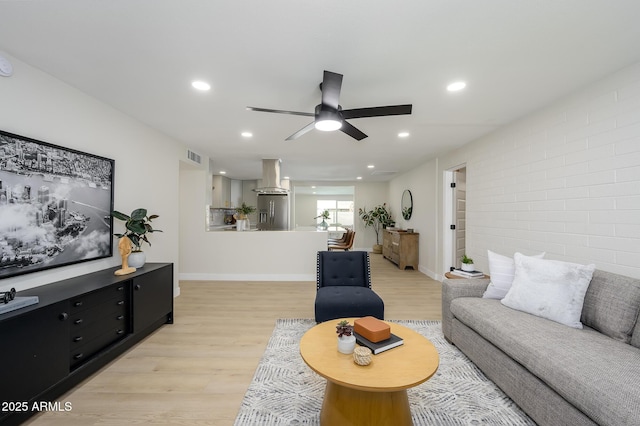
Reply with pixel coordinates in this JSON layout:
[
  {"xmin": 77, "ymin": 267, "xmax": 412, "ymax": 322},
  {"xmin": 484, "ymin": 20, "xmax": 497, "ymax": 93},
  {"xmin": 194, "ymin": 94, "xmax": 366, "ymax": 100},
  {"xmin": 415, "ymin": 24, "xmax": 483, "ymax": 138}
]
[{"xmin": 328, "ymin": 230, "xmax": 355, "ymax": 251}]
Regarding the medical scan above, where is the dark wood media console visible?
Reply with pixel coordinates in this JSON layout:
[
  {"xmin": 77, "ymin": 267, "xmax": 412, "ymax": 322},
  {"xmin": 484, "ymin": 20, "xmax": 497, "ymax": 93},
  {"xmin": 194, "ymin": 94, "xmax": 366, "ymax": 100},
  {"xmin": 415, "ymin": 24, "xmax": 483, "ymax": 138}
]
[{"xmin": 0, "ymin": 263, "xmax": 173, "ymax": 425}]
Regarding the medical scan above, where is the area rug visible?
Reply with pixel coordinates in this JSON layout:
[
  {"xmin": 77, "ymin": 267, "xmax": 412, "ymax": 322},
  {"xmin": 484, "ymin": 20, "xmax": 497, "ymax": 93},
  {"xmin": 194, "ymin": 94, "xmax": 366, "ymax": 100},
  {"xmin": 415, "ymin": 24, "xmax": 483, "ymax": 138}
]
[{"xmin": 234, "ymin": 319, "xmax": 536, "ymax": 425}]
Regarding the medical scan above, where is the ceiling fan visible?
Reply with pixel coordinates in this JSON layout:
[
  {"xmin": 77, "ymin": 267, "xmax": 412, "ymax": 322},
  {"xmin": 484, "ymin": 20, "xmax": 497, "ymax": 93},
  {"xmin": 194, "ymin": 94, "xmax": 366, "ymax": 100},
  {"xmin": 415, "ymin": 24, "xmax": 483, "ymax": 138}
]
[{"xmin": 247, "ymin": 70, "xmax": 412, "ymax": 141}]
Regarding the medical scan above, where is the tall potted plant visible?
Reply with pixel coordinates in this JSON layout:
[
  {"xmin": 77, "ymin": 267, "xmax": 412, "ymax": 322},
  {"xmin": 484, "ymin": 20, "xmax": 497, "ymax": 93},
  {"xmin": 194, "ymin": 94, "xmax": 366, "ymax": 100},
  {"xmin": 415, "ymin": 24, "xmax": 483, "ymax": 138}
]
[
  {"xmin": 358, "ymin": 203, "xmax": 392, "ymax": 254},
  {"xmin": 112, "ymin": 208, "xmax": 162, "ymax": 268}
]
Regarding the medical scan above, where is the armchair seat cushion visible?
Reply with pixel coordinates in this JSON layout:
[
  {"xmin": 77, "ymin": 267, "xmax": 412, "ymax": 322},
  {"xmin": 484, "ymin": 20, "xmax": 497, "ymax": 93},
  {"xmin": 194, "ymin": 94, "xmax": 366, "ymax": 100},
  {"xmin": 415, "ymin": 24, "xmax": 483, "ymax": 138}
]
[{"xmin": 315, "ymin": 286, "xmax": 384, "ymax": 323}]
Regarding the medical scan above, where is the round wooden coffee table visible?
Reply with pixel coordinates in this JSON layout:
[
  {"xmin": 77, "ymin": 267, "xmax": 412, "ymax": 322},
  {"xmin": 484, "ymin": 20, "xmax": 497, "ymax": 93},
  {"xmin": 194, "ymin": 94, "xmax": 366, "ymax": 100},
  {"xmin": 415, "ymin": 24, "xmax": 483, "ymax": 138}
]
[{"xmin": 300, "ymin": 318, "xmax": 439, "ymax": 426}]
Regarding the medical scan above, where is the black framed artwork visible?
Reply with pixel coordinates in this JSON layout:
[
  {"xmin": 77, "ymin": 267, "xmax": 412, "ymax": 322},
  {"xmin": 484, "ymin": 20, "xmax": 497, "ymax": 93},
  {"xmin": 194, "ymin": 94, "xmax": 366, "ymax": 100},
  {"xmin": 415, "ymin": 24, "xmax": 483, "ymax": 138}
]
[{"xmin": 0, "ymin": 130, "xmax": 114, "ymax": 279}]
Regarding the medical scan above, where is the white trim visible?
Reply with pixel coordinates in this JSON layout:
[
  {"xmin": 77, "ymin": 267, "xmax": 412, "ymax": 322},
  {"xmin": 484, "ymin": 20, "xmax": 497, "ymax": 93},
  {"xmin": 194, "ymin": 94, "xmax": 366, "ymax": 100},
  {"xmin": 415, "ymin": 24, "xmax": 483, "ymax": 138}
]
[
  {"xmin": 179, "ymin": 273, "xmax": 316, "ymax": 281},
  {"xmin": 419, "ymin": 265, "xmax": 439, "ymax": 281},
  {"xmin": 443, "ymin": 169, "xmax": 454, "ymax": 277}
]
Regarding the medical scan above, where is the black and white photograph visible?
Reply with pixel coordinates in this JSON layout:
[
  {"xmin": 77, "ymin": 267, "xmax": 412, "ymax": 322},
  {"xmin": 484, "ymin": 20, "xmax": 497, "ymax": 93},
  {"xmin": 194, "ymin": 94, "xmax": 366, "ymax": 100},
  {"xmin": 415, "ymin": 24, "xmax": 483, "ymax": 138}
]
[{"xmin": 0, "ymin": 130, "xmax": 114, "ymax": 279}]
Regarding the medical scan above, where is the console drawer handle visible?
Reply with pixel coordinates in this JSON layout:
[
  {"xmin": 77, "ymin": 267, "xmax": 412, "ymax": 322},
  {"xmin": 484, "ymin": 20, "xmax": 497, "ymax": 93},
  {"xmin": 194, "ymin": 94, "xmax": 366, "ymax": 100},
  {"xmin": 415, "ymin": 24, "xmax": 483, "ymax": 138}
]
[
  {"xmin": 74, "ymin": 319, "xmax": 83, "ymax": 325},
  {"xmin": 117, "ymin": 286, "xmax": 124, "ymax": 291},
  {"xmin": 116, "ymin": 315, "xmax": 124, "ymax": 320},
  {"xmin": 74, "ymin": 353, "xmax": 84, "ymax": 360},
  {"xmin": 117, "ymin": 300, "xmax": 125, "ymax": 306},
  {"xmin": 74, "ymin": 301, "xmax": 83, "ymax": 307},
  {"xmin": 73, "ymin": 336, "xmax": 83, "ymax": 342},
  {"xmin": 116, "ymin": 329, "xmax": 124, "ymax": 335}
]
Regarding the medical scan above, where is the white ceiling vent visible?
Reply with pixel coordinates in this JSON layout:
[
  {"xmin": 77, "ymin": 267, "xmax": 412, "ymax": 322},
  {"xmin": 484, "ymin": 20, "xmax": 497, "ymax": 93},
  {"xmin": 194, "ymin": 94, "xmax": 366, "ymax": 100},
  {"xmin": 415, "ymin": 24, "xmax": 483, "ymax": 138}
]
[
  {"xmin": 186, "ymin": 149, "xmax": 202, "ymax": 165},
  {"xmin": 370, "ymin": 170, "xmax": 397, "ymax": 176}
]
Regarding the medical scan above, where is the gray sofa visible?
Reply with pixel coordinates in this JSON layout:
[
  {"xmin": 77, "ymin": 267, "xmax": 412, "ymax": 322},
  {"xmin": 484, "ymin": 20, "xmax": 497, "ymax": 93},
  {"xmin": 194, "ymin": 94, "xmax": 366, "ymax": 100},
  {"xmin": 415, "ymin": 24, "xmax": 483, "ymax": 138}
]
[{"xmin": 442, "ymin": 269, "xmax": 640, "ymax": 426}]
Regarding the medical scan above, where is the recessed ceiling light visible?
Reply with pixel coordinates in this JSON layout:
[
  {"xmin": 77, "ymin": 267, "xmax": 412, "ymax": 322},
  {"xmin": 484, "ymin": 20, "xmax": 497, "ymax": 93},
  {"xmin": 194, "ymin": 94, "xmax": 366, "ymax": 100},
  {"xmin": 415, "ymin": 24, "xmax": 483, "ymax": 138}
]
[
  {"xmin": 241, "ymin": 131, "xmax": 253, "ymax": 137},
  {"xmin": 367, "ymin": 165, "xmax": 375, "ymax": 169},
  {"xmin": 219, "ymin": 171, "xmax": 226, "ymax": 175},
  {"xmin": 356, "ymin": 176, "xmax": 362, "ymax": 180},
  {"xmin": 398, "ymin": 132, "xmax": 410, "ymax": 138},
  {"xmin": 192, "ymin": 80, "xmax": 211, "ymax": 91},
  {"xmin": 283, "ymin": 176, "xmax": 290, "ymax": 180},
  {"xmin": 447, "ymin": 81, "xmax": 466, "ymax": 92}
]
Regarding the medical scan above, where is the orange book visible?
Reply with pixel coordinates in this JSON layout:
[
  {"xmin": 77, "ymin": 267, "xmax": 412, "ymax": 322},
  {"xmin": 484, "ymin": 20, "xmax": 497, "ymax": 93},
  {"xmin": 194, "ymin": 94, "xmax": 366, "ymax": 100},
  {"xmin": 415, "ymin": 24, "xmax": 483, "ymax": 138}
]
[{"xmin": 354, "ymin": 316, "xmax": 391, "ymax": 343}]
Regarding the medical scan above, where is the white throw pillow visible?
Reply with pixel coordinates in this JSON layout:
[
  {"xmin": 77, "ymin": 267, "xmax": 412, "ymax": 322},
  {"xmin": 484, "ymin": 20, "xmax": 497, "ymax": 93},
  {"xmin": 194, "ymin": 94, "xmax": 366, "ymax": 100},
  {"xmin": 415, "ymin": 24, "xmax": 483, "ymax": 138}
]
[
  {"xmin": 501, "ymin": 253, "xmax": 596, "ymax": 328},
  {"xmin": 482, "ymin": 250, "xmax": 545, "ymax": 299}
]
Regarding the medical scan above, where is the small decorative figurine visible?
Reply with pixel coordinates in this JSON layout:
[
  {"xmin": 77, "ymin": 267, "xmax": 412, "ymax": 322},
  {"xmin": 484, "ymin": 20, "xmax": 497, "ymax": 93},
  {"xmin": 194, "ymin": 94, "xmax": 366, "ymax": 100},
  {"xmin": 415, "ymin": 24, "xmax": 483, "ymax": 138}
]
[{"xmin": 114, "ymin": 236, "xmax": 136, "ymax": 276}]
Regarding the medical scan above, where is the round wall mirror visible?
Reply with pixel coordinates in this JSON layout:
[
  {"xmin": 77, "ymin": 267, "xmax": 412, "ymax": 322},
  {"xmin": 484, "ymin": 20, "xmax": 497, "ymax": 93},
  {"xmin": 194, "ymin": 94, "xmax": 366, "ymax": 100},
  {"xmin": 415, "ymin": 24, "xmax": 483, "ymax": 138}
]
[{"xmin": 401, "ymin": 189, "xmax": 413, "ymax": 220}]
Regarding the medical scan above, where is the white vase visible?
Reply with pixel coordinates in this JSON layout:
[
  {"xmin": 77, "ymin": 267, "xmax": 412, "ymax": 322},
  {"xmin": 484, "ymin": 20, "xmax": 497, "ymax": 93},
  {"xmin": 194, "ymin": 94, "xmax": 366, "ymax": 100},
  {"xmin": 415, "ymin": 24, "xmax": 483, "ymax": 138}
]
[
  {"xmin": 337, "ymin": 335, "xmax": 356, "ymax": 354},
  {"xmin": 128, "ymin": 251, "xmax": 146, "ymax": 268},
  {"xmin": 461, "ymin": 263, "xmax": 475, "ymax": 272},
  {"xmin": 236, "ymin": 216, "xmax": 250, "ymax": 231}
]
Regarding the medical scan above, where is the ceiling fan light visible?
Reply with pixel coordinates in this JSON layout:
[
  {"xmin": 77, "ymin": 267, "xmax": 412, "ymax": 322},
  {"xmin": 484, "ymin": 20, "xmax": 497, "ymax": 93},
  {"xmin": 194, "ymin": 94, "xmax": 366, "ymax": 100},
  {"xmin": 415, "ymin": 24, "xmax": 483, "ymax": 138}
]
[{"xmin": 315, "ymin": 119, "xmax": 342, "ymax": 131}]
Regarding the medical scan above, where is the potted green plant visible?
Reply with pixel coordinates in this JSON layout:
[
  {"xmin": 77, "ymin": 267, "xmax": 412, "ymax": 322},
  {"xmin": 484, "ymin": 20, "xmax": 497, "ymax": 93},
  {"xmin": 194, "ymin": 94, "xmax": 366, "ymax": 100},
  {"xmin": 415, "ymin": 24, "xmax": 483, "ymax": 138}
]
[
  {"xmin": 314, "ymin": 209, "xmax": 330, "ymax": 229},
  {"xmin": 112, "ymin": 208, "xmax": 162, "ymax": 268},
  {"xmin": 358, "ymin": 203, "xmax": 392, "ymax": 253},
  {"xmin": 336, "ymin": 320, "xmax": 356, "ymax": 354},
  {"xmin": 461, "ymin": 254, "xmax": 475, "ymax": 272},
  {"xmin": 234, "ymin": 202, "xmax": 256, "ymax": 231}
]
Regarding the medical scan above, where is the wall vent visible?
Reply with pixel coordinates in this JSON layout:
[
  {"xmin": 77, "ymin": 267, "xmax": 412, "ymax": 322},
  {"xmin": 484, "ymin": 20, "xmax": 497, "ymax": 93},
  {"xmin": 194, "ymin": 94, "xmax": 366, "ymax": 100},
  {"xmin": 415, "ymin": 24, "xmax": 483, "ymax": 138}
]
[
  {"xmin": 186, "ymin": 149, "xmax": 202, "ymax": 164},
  {"xmin": 370, "ymin": 170, "xmax": 397, "ymax": 176}
]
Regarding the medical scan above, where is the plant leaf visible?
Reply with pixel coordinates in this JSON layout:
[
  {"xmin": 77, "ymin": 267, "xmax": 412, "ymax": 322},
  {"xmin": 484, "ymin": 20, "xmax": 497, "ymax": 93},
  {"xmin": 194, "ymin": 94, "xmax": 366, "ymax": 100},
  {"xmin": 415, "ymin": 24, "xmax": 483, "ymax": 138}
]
[
  {"xmin": 130, "ymin": 208, "xmax": 147, "ymax": 221},
  {"xmin": 111, "ymin": 211, "xmax": 130, "ymax": 221}
]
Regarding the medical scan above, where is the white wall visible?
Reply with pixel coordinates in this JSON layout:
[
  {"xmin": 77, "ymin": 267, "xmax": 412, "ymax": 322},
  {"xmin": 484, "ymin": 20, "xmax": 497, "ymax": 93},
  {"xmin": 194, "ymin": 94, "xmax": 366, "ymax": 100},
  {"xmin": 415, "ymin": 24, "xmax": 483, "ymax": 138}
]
[
  {"xmin": 0, "ymin": 54, "xmax": 184, "ymax": 293},
  {"xmin": 389, "ymin": 159, "xmax": 439, "ymax": 278},
  {"xmin": 392, "ymin": 61, "xmax": 640, "ymax": 280}
]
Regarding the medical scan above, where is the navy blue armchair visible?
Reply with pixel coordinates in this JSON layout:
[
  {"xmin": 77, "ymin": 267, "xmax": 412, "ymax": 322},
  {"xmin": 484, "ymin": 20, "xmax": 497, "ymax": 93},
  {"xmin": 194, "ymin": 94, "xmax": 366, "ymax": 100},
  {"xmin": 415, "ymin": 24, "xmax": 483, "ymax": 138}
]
[{"xmin": 314, "ymin": 251, "xmax": 385, "ymax": 323}]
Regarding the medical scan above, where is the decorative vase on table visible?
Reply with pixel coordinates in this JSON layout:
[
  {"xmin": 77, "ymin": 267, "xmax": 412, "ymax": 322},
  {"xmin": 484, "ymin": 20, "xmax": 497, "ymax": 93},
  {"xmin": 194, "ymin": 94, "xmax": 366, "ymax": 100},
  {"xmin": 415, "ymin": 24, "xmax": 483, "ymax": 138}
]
[
  {"xmin": 236, "ymin": 214, "xmax": 249, "ymax": 231},
  {"xmin": 336, "ymin": 320, "xmax": 356, "ymax": 354},
  {"xmin": 128, "ymin": 251, "xmax": 146, "ymax": 268},
  {"xmin": 337, "ymin": 335, "xmax": 356, "ymax": 354}
]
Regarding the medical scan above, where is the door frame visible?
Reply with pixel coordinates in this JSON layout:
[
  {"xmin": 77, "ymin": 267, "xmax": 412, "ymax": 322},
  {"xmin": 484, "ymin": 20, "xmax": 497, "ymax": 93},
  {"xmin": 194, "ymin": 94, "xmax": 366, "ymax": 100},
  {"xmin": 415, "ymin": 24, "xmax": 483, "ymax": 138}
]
[{"xmin": 443, "ymin": 163, "xmax": 466, "ymax": 276}]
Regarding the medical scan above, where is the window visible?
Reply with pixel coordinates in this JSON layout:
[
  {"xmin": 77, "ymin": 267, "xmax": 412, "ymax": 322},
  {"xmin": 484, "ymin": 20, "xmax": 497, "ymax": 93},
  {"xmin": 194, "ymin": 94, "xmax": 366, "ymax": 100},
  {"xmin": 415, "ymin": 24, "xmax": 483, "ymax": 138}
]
[{"xmin": 317, "ymin": 200, "xmax": 354, "ymax": 227}]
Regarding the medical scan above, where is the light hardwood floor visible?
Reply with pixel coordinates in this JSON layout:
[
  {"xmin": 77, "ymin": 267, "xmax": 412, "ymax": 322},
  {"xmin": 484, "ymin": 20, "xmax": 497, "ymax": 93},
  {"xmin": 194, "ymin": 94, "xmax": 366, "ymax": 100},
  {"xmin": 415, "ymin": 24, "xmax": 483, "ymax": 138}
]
[{"xmin": 25, "ymin": 253, "xmax": 442, "ymax": 426}]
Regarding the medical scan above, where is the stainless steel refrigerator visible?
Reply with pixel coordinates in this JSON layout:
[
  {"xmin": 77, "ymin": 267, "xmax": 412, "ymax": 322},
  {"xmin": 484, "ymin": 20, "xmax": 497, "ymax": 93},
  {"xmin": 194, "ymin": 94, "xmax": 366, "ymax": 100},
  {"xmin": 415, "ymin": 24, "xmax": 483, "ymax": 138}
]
[{"xmin": 257, "ymin": 194, "xmax": 289, "ymax": 231}]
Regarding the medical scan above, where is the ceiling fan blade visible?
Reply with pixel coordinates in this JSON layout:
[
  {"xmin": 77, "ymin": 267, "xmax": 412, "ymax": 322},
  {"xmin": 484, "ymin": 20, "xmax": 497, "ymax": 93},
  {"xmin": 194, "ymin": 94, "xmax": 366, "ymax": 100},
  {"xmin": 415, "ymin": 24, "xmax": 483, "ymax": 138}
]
[
  {"xmin": 246, "ymin": 106, "xmax": 314, "ymax": 117},
  {"xmin": 340, "ymin": 120, "xmax": 368, "ymax": 141},
  {"xmin": 341, "ymin": 104, "xmax": 412, "ymax": 119},
  {"xmin": 285, "ymin": 121, "xmax": 316, "ymax": 141},
  {"xmin": 320, "ymin": 71, "xmax": 343, "ymax": 110}
]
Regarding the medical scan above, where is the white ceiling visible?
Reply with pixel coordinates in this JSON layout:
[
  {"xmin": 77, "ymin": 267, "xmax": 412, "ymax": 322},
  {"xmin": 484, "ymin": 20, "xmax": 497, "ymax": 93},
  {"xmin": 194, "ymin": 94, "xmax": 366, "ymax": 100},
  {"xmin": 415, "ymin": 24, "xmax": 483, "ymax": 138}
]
[{"xmin": 1, "ymin": 1, "xmax": 640, "ymax": 182}]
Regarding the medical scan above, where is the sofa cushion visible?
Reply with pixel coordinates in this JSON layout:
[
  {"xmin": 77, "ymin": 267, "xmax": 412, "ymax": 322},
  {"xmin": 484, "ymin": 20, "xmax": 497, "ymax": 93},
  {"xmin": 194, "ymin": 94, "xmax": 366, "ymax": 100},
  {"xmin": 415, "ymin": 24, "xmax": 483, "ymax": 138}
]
[
  {"xmin": 581, "ymin": 269, "xmax": 640, "ymax": 344},
  {"xmin": 483, "ymin": 250, "xmax": 545, "ymax": 299},
  {"xmin": 451, "ymin": 297, "xmax": 640, "ymax": 425},
  {"xmin": 314, "ymin": 286, "xmax": 384, "ymax": 323},
  {"xmin": 631, "ymin": 321, "xmax": 640, "ymax": 349},
  {"xmin": 501, "ymin": 255, "xmax": 595, "ymax": 328}
]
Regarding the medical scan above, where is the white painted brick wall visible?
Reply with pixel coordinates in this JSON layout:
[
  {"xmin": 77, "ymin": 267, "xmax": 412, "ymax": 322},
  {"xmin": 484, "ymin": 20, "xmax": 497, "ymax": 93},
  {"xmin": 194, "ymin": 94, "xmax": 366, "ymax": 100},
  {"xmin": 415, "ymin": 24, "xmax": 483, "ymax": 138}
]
[{"xmin": 464, "ymin": 62, "xmax": 640, "ymax": 278}]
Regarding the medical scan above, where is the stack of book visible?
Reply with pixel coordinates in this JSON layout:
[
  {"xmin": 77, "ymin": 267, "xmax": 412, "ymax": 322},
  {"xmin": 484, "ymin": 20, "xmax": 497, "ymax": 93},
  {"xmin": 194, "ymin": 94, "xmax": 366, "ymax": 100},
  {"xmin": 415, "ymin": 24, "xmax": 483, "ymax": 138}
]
[
  {"xmin": 354, "ymin": 332, "xmax": 404, "ymax": 354},
  {"xmin": 449, "ymin": 268, "xmax": 485, "ymax": 278}
]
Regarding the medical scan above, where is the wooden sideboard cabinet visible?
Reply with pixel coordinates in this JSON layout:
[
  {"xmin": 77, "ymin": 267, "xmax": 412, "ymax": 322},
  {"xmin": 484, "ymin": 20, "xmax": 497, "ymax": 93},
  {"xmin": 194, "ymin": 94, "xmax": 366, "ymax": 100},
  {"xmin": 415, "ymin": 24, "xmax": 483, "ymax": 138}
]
[
  {"xmin": 0, "ymin": 263, "xmax": 173, "ymax": 426},
  {"xmin": 382, "ymin": 230, "xmax": 419, "ymax": 270}
]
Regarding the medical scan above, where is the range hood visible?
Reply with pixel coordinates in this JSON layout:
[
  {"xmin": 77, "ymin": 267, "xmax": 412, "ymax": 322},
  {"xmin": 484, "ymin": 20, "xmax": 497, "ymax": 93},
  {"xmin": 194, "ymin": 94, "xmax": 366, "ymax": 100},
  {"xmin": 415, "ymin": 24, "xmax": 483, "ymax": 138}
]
[{"xmin": 253, "ymin": 159, "xmax": 289, "ymax": 194}]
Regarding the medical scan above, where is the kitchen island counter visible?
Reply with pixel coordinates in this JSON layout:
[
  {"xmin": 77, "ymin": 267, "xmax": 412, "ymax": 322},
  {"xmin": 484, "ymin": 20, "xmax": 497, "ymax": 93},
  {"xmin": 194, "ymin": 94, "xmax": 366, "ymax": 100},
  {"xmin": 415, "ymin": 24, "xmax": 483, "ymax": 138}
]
[{"xmin": 180, "ymin": 227, "xmax": 329, "ymax": 281}]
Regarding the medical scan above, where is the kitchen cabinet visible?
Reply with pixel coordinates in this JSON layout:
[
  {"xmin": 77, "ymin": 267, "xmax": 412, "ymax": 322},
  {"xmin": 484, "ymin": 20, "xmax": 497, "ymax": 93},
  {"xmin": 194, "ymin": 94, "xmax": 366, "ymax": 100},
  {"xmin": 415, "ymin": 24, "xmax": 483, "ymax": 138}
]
[
  {"xmin": 383, "ymin": 230, "xmax": 419, "ymax": 270},
  {"xmin": 212, "ymin": 175, "xmax": 231, "ymax": 207},
  {"xmin": 0, "ymin": 263, "xmax": 173, "ymax": 426}
]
